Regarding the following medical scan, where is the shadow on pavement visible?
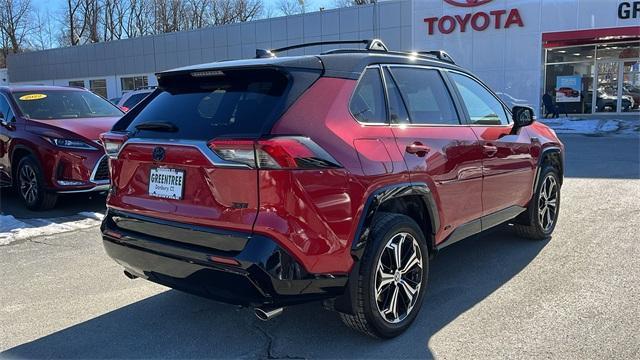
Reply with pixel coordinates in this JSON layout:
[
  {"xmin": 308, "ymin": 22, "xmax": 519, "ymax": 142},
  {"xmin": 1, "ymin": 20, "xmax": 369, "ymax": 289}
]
[
  {"xmin": 2, "ymin": 227, "xmax": 547, "ymax": 359},
  {"xmin": 0, "ymin": 188, "xmax": 106, "ymax": 219},
  {"xmin": 560, "ymin": 134, "xmax": 639, "ymax": 179}
]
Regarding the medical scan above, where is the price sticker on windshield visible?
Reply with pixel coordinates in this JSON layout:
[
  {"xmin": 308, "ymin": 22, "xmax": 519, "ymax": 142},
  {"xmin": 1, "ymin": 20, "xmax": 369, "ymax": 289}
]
[{"xmin": 18, "ymin": 94, "xmax": 48, "ymax": 101}]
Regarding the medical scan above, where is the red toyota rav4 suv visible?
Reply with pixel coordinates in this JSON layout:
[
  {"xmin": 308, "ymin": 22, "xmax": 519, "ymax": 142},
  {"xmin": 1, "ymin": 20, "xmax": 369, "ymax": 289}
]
[
  {"xmin": 101, "ymin": 40, "xmax": 564, "ymax": 338},
  {"xmin": 1, "ymin": 86, "xmax": 123, "ymax": 210}
]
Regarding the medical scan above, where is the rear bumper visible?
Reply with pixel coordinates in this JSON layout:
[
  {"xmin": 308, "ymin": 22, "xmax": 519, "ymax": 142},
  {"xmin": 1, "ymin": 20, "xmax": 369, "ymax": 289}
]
[{"xmin": 101, "ymin": 210, "xmax": 347, "ymax": 307}]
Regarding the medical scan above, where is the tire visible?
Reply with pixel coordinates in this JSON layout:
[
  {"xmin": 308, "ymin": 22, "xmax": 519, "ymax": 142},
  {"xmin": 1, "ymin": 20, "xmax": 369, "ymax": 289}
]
[
  {"xmin": 513, "ymin": 166, "xmax": 561, "ymax": 240},
  {"xmin": 16, "ymin": 156, "xmax": 57, "ymax": 211},
  {"xmin": 340, "ymin": 212, "xmax": 429, "ymax": 338}
]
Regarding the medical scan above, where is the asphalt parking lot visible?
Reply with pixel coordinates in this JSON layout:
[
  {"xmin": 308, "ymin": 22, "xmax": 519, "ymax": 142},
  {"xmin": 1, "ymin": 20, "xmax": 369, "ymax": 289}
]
[{"xmin": 1, "ymin": 134, "xmax": 638, "ymax": 359}]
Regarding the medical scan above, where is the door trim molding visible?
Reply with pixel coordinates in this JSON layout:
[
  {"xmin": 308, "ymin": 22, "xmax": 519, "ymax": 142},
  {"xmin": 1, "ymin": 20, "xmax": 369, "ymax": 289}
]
[{"xmin": 436, "ymin": 205, "xmax": 526, "ymax": 251}]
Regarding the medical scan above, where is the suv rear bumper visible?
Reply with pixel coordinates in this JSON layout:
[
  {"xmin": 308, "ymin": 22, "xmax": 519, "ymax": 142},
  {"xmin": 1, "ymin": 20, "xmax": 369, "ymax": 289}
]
[{"xmin": 101, "ymin": 210, "xmax": 347, "ymax": 307}]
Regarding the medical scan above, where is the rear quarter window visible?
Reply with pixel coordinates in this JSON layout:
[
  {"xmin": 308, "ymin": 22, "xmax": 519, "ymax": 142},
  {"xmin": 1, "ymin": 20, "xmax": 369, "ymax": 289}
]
[{"xmin": 350, "ymin": 68, "xmax": 387, "ymax": 124}]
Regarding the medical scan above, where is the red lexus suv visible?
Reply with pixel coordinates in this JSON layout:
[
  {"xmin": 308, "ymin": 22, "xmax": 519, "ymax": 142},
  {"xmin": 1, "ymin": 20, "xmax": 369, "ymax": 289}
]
[
  {"xmin": 0, "ymin": 85, "xmax": 123, "ymax": 210},
  {"xmin": 101, "ymin": 40, "xmax": 564, "ymax": 338}
]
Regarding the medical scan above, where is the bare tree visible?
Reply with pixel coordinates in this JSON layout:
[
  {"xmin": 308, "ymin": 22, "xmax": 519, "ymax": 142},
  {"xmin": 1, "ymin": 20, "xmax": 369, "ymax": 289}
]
[
  {"xmin": 186, "ymin": 0, "xmax": 209, "ymax": 29},
  {"xmin": 234, "ymin": 0, "xmax": 262, "ymax": 22},
  {"xmin": 334, "ymin": 0, "xmax": 375, "ymax": 7},
  {"xmin": 63, "ymin": 0, "xmax": 86, "ymax": 45},
  {"xmin": 126, "ymin": 0, "xmax": 153, "ymax": 37},
  {"xmin": 0, "ymin": 0, "xmax": 33, "ymax": 53},
  {"xmin": 210, "ymin": 0, "xmax": 236, "ymax": 25},
  {"xmin": 207, "ymin": 0, "xmax": 262, "ymax": 26},
  {"xmin": 0, "ymin": 0, "xmax": 270, "ymax": 55},
  {"xmin": 81, "ymin": 0, "xmax": 102, "ymax": 43},
  {"xmin": 31, "ymin": 8, "xmax": 55, "ymax": 50},
  {"xmin": 154, "ymin": 0, "xmax": 188, "ymax": 33},
  {"xmin": 277, "ymin": 0, "xmax": 304, "ymax": 16}
]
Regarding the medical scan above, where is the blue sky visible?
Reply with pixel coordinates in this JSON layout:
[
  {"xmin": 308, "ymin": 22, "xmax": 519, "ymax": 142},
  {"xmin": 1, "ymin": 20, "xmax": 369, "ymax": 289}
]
[{"xmin": 34, "ymin": 0, "xmax": 336, "ymax": 17}]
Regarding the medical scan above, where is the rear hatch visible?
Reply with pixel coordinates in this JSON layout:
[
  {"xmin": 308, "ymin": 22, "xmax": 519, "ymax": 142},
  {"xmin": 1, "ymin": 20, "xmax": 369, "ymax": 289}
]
[{"xmin": 105, "ymin": 62, "xmax": 322, "ymax": 235}]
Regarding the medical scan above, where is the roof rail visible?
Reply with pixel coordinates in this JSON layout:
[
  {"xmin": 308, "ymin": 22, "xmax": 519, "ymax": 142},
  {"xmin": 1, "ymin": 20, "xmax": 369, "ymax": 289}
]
[
  {"xmin": 256, "ymin": 39, "xmax": 389, "ymax": 58},
  {"xmin": 417, "ymin": 50, "xmax": 456, "ymax": 64},
  {"xmin": 255, "ymin": 38, "xmax": 456, "ymax": 65},
  {"xmin": 321, "ymin": 48, "xmax": 457, "ymax": 65}
]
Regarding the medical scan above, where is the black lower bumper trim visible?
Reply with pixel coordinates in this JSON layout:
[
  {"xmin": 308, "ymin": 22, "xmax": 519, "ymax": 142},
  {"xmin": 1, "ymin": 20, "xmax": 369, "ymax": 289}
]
[{"xmin": 101, "ymin": 210, "xmax": 347, "ymax": 307}]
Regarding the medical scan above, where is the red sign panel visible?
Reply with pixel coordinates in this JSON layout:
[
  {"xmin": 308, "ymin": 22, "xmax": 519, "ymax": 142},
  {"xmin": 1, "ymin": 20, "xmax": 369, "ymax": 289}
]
[{"xmin": 424, "ymin": 1, "xmax": 524, "ymax": 35}]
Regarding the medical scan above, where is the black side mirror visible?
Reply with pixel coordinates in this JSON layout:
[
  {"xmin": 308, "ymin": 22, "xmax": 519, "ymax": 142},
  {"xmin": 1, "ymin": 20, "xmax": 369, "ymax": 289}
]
[{"xmin": 512, "ymin": 106, "xmax": 535, "ymax": 130}]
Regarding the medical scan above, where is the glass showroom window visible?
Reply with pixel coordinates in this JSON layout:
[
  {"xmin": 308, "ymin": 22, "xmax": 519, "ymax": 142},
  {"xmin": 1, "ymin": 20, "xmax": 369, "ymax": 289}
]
[
  {"xmin": 544, "ymin": 45, "xmax": 596, "ymax": 115},
  {"xmin": 120, "ymin": 76, "xmax": 148, "ymax": 92},
  {"xmin": 544, "ymin": 41, "xmax": 640, "ymax": 115},
  {"xmin": 90, "ymin": 79, "xmax": 108, "ymax": 98},
  {"xmin": 595, "ymin": 42, "xmax": 640, "ymax": 113},
  {"xmin": 69, "ymin": 80, "xmax": 85, "ymax": 88}
]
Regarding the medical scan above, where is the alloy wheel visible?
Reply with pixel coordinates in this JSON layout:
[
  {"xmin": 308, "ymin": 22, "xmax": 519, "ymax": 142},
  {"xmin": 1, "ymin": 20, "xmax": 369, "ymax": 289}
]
[
  {"xmin": 19, "ymin": 164, "xmax": 38, "ymax": 205},
  {"xmin": 375, "ymin": 232, "xmax": 423, "ymax": 324},
  {"xmin": 538, "ymin": 174, "xmax": 558, "ymax": 232}
]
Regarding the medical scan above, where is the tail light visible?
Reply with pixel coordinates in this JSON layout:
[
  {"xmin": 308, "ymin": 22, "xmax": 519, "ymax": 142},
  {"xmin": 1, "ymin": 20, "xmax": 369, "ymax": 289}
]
[
  {"xmin": 100, "ymin": 132, "xmax": 128, "ymax": 159},
  {"xmin": 208, "ymin": 136, "xmax": 341, "ymax": 170}
]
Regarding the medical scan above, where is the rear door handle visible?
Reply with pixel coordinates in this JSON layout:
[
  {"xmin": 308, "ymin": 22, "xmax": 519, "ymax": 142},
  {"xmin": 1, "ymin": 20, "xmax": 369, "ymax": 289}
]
[
  {"xmin": 406, "ymin": 142, "xmax": 430, "ymax": 157},
  {"xmin": 483, "ymin": 144, "xmax": 498, "ymax": 157}
]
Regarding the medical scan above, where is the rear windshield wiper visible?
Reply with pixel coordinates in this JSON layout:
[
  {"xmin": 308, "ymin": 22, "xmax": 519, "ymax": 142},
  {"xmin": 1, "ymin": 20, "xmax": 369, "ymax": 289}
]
[{"xmin": 134, "ymin": 121, "xmax": 178, "ymax": 132}]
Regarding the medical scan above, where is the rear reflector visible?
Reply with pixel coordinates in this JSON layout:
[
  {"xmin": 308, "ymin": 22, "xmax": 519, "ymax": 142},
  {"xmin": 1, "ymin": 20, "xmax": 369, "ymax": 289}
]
[
  {"xmin": 104, "ymin": 229, "xmax": 122, "ymax": 239},
  {"xmin": 208, "ymin": 255, "xmax": 240, "ymax": 266},
  {"xmin": 208, "ymin": 136, "xmax": 341, "ymax": 170}
]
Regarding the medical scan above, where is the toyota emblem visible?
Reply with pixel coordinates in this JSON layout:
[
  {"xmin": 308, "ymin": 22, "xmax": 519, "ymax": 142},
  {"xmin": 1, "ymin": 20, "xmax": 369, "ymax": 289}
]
[{"xmin": 152, "ymin": 147, "xmax": 165, "ymax": 161}]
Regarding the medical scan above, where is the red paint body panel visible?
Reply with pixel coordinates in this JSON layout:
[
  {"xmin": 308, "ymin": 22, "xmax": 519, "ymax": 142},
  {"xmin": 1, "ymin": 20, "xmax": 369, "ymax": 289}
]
[
  {"xmin": 101, "ymin": 73, "xmax": 564, "ymax": 277},
  {"xmin": 391, "ymin": 125, "xmax": 483, "ymax": 244},
  {"xmin": 470, "ymin": 125, "xmax": 536, "ymax": 215},
  {"xmin": 0, "ymin": 87, "xmax": 119, "ymax": 191},
  {"xmin": 253, "ymin": 169, "xmax": 352, "ymax": 273},
  {"xmin": 30, "ymin": 117, "xmax": 120, "ymax": 141},
  {"xmin": 107, "ymin": 143, "xmax": 258, "ymax": 232},
  {"xmin": 268, "ymin": 78, "xmax": 409, "ymax": 273}
]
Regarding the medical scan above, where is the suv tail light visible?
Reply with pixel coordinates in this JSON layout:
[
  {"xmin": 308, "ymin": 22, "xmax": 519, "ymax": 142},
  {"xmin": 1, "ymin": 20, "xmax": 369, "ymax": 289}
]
[
  {"xmin": 208, "ymin": 137, "xmax": 341, "ymax": 170},
  {"xmin": 100, "ymin": 132, "xmax": 128, "ymax": 159}
]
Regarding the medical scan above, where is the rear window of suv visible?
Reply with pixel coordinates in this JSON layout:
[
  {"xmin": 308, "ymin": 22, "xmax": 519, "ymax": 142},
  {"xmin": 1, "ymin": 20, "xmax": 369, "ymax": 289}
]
[{"xmin": 123, "ymin": 68, "xmax": 309, "ymax": 140}]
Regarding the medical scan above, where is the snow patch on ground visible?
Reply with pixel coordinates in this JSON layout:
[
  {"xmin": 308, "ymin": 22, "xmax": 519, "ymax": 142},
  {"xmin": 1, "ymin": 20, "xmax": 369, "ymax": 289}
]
[
  {"xmin": 0, "ymin": 213, "xmax": 103, "ymax": 246},
  {"xmin": 539, "ymin": 117, "xmax": 639, "ymax": 136},
  {"xmin": 78, "ymin": 212, "xmax": 105, "ymax": 221}
]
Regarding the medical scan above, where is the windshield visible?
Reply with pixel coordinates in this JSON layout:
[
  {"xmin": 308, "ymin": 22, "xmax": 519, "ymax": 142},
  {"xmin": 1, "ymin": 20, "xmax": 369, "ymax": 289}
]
[{"xmin": 12, "ymin": 90, "xmax": 123, "ymax": 120}]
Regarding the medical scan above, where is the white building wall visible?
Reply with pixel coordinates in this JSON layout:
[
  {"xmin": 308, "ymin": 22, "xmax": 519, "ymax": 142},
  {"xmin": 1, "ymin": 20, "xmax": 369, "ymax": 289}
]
[
  {"xmin": 7, "ymin": 0, "xmax": 637, "ymax": 107},
  {"xmin": 8, "ymin": 1, "xmax": 410, "ymax": 99},
  {"xmin": 0, "ymin": 69, "xmax": 8, "ymax": 85},
  {"xmin": 412, "ymin": 0, "xmax": 639, "ymax": 114}
]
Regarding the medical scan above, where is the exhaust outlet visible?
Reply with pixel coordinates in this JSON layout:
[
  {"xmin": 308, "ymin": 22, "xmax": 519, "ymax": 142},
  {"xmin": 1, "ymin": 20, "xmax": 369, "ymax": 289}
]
[
  {"xmin": 254, "ymin": 307, "xmax": 284, "ymax": 321},
  {"xmin": 123, "ymin": 270, "xmax": 138, "ymax": 280}
]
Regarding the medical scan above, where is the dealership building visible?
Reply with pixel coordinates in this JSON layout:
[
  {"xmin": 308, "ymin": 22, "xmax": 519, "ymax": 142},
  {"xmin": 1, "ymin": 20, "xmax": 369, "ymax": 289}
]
[{"xmin": 6, "ymin": 0, "xmax": 640, "ymax": 116}]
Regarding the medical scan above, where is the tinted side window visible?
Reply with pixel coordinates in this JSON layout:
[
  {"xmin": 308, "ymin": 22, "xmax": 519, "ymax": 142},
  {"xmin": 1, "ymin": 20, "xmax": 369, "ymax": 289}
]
[
  {"xmin": 450, "ymin": 73, "xmax": 509, "ymax": 125},
  {"xmin": 0, "ymin": 95, "xmax": 9, "ymax": 119},
  {"xmin": 350, "ymin": 68, "xmax": 386, "ymax": 124},
  {"xmin": 123, "ymin": 93, "xmax": 150, "ymax": 109},
  {"xmin": 389, "ymin": 67, "xmax": 459, "ymax": 125},
  {"xmin": 383, "ymin": 68, "xmax": 410, "ymax": 124}
]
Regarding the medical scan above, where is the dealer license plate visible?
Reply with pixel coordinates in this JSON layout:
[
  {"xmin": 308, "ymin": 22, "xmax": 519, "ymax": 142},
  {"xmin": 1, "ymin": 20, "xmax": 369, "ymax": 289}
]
[{"xmin": 148, "ymin": 168, "xmax": 184, "ymax": 200}]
